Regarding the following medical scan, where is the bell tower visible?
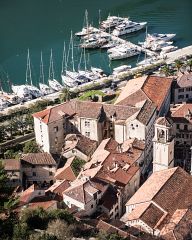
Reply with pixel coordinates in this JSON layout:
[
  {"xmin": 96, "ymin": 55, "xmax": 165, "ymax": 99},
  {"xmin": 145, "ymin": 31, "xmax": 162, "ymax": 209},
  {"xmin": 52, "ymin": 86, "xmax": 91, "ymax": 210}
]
[{"xmin": 153, "ymin": 117, "xmax": 174, "ymax": 172}]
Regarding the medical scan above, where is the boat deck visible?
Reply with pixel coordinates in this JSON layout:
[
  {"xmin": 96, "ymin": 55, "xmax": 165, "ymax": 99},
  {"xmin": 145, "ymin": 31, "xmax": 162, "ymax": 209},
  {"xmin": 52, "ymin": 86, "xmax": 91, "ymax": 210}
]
[{"xmin": 93, "ymin": 27, "xmax": 158, "ymax": 57}]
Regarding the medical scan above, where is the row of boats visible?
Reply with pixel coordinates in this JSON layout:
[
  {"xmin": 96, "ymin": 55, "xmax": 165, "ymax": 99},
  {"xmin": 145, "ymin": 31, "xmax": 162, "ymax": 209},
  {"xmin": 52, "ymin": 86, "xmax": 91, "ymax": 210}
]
[{"xmin": 75, "ymin": 12, "xmax": 178, "ymax": 62}]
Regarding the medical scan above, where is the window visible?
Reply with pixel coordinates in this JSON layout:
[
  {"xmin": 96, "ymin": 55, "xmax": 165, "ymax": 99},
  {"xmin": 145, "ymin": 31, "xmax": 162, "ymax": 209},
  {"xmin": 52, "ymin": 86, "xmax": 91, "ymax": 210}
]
[
  {"xmin": 91, "ymin": 204, "xmax": 93, "ymax": 208},
  {"xmin": 49, "ymin": 172, "xmax": 53, "ymax": 176},
  {"xmin": 178, "ymin": 88, "xmax": 184, "ymax": 93},
  {"xmin": 186, "ymin": 87, "xmax": 191, "ymax": 91},
  {"xmin": 85, "ymin": 131, "xmax": 90, "ymax": 137},
  {"xmin": 93, "ymin": 193, "xmax": 97, "ymax": 200},
  {"xmin": 176, "ymin": 124, "xmax": 180, "ymax": 129},
  {"xmin": 178, "ymin": 95, "xmax": 184, "ymax": 99},
  {"xmin": 32, "ymin": 165, "xmax": 35, "ymax": 168},
  {"xmin": 186, "ymin": 134, "xmax": 189, "ymax": 139},
  {"xmin": 184, "ymin": 125, "xmax": 188, "ymax": 131},
  {"xmin": 136, "ymin": 124, "xmax": 138, "ymax": 127},
  {"xmin": 85, "ymin": 121, "xmax": 90, "ymax": 127},
  {"xmin": 33, "ymin": 172, "xmax": 36, "ymax": 176},
  {"xmin": 186, "ymin": 94, "xmax": 189, "ymax": 98},
  {"xmin": 49, "ymin": 165, "xmax": 52, "ymax": 168},
  {"xmin": 54, "ymin": 126, "xmax": 58, "ymax": 132}
]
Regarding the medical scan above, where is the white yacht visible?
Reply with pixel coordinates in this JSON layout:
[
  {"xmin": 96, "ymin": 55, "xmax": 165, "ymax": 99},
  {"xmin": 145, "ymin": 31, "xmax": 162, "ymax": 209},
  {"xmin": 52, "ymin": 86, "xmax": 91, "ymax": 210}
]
[
  {"xmin": 75, "ymin": 26, "xmax": 100, "ymax": 37},
  {"xmin": 100, "ymin": 16, "xmax": 126, "ymax": 30},
  {"xmin": 39, "ymin": 52, "xmax": 54, "ymax": 95},
  {"xmin": 80, "ymin": 37, "xmax": 108, "ymax": 49},
  {"xmin": 11, "ymin": 85, "xmax": 32, "ymax": 101},
  {"xmin": 112, "ymin": 20, "xmax": 147, "ymax": 36},
  {"xmin": 75, "ymin": 10, "xmax": 100, "ymax": 37},
  {"xmin": 136, "ymin": 57, "xmax": 157, "ymax": 67},
  {"xmin": 113, "ymin": 65, "xmax": 131, "ymax": 75},
  {"xmin": 160, "ymin": 45, "xmax": 178, "ymax": 55},
  {"xmin": 109, "ymin": 47, "xmax": 140, "ymax": 60},
  {"xmin": 150, "ymin": 41, "xmax": 173, "ymax": 51},
  {"xmin": 48, "ymin": 49, "xmax": 63, "ymax": 91},
  {"xmin": 146, "ymin": 33, "xmax": 176, "ymax": 42}
]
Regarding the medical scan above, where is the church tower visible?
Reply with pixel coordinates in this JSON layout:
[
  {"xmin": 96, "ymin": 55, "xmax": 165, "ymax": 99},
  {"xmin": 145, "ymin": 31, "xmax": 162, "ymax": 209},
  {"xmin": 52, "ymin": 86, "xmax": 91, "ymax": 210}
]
[{"xmin": 153, "ymin": 117, "xmax": 174, "ymax": 172}]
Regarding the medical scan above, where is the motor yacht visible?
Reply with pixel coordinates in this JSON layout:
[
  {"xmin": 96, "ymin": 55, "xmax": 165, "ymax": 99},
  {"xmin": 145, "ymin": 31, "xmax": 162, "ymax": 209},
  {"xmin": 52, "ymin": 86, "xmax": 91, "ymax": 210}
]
[
  {"xmin": 112, "ymin": 20, "xmax": 147, "ymax": 36},
  {"xmin": 113, "ymin": 65, "xmax": 131, "ymax": 75},
  {"xmin": 109, "ymin": 47, "xmax": 140, "ymax": 60},
  {"xmin": 100, "ymin": 16, "xmax": 126, "ymax": 30}
]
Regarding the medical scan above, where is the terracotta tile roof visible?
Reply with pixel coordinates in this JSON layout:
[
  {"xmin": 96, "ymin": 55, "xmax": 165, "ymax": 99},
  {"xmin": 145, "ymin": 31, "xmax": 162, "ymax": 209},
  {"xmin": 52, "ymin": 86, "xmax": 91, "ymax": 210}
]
[
  {"xmin": 3, "ymin": 159, "xmax": 20, "ymax": 171},
  {"xmin": 122, "ymin": 167, "xmax": 192, "ymax": 234},
  {"xmin": 19, "ymin": 184, "xmax": 37, "ymax": 205},
  {"xmin": 140, "ymin": 203, "xmax": 165, "ymax": 229},
  {"xmin": 127, "ymin": 167, "xmax": 179, "ymax": 205},
  {"xmin": 142, "ymin": 76, "xmax": 172, "ymax": 111},
  {"xmin": 176, "ymin": 72, "xmax": 192, "ymax": 88},
  {"xmin": 55, "ymin": 157, "xmax": 76, "ymax": 181},
  {"xmin": 170, "ymin": 103, "xmax": 192, "ymax": 124},
  {"xmin": 156, "ymin": 117, "xmax": 173, "ymax": 127},
  {"xmin": 64, "ymin": 178, "xmax": 108, "ymax": 204},
  {"xmin": 136, "ymin": 100, "xmax": 156, "ymax": 125},
  {"xmin": 21, "ymin": 152, "xmax": 56, "ymax": 165},
  {"xmin": 28, "ymin": 200, "xmax": 57, "ymax": 210},
  {"xmin": 63, "ymin": 134, "xmax": 97, "ymax": 156},
  {"xmin": 96, "ymin": 220, "xmax": 129, "ymax": 238},
  {"xmin": 33, "ymin": 100, "xmax": 140, "ymax": 125},
  {"xmin": 46, "ymin": 180, "xmax": 70, "ymax": 195},
  {"xmin": 115, "ymin": 76, "xmax": 148, "ymax": 104},
  {"xmin": 116, "ymin": 89, "xmax": 149, "ymax": 107},
  {"xmin": 82, "ymin": 138, "xmax": 142, "ymax": 187},
  {"xmin": 115, "ymin": 75, "xmax": 172, "ymax": 112}
]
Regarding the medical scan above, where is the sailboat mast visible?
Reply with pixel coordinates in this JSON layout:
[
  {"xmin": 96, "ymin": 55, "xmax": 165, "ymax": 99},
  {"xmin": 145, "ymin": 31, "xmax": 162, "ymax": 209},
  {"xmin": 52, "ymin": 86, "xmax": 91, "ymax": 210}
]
[
  {"xmin": 85, "ymin": 9, "xmax": 89, "ymax": 40},
  {"xmin": 26, "ymin": 49, "xmax": 32, "ymax": 85},
  {"xmin": 40, "ymin": 51, "xmax": 45, "ymax": 84},
  {"xmin": 61, "ymin": 41, "xmax": 67, "ymax": 74},
  {"xmin": 98, "ymin": 9, "xmax": 101, "ymax": 25},
  {"xmin": 71, "ymin": 31, "xmax": 75, "ymax": 72},
  {"xmin": 84, "ymin": 47, "xmax": 87, "ymax": 71},
  {"xmin": 49, "ymin": 49, "xmax": 53, "ymax": 80}
]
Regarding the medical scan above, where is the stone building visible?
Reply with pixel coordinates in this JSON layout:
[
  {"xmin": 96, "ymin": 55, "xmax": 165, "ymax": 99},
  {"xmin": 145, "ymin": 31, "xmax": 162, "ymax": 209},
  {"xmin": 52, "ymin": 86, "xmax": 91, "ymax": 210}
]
[
  {"xmin": 33, "ymin": 99, "xmax": 156, "ymax": 158},
  {"xmin": 21, "ymin": 152, "xmax": 57, "ymax": 187},
  {"xmin": 121, "ymin": 167, "xmax": 192, "ymax": 239},
  {"xmin": 172, "ymin": 72, "xmax": 192, "ymax": 104}
]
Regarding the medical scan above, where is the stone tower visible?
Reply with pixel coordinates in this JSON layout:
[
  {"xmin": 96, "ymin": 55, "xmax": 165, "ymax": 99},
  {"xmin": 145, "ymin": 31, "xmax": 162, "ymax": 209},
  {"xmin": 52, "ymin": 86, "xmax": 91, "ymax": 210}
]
[{"xmin": 153, "ymin": 117, "xmax": 174, "ymax": 172}]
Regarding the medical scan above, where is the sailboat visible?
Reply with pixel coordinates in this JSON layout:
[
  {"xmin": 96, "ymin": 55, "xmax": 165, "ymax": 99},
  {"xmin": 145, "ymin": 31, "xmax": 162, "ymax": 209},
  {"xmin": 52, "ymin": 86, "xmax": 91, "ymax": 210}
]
[
  {"xmin": 12, "ymin": 49, "xmax": 42, "ymax": 100},
  {"xmin": 39, "ymin": 51, "xmax": 55, "ymax": 95},
  {"xmin": 48, "ymin": 49, "xmax": 63, "ymax": 91},
  {"xmin": 61, "ymin": 34, "xmax": 80, "ymax": 88},
  {"xmin": 75, "ymin": 10, "xmax": 100, "ymax": 37}
]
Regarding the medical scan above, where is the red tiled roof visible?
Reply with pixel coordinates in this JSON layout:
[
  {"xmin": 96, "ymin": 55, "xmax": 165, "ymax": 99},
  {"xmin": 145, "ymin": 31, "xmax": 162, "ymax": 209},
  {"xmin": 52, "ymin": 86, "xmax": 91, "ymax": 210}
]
[
  {"xmin": 3, "ymin": 159, "xmax": 20, "ymax": 171},
  {"xmin": 142, "ymin": 76, "xmax": 172, "ymax": 111},
  {"xmin": 22, "ymin": 152, "xmax": 56, "ymax": 165},
  {"xmin": 28, "ymin": 200, "xmax": 57, "ymax": 210}
]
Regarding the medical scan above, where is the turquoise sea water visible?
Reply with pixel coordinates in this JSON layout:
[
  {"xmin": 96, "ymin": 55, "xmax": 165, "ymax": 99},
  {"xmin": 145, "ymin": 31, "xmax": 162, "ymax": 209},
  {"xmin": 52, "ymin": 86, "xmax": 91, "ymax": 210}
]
[{"xmin": 0, "ymin": 0, "xmax": 192, "ymax": 90}]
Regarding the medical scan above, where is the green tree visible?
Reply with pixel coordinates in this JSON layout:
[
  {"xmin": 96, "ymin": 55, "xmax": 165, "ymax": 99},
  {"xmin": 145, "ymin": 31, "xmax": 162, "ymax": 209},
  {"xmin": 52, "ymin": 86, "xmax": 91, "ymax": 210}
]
[
  {"xmin": 23, "ymin": 140, "xmax": 39, "ymax": 154},
  {"xmin": 160, "ymin": 65, "xmax": 172, "ymax": 77},
  {"xmin": 71, "ymin": 158, "xmax": 86, "ymax": 176},
  {"xmin": 13, "ymin": 223, "xmax": 30, "ymax": 240},
  {"xmin": 46, "ymin": 219, "xmax": 74, "ymax": 240},
  {"xmin": 59, "ymin": 88, "xmax": 72, "ymax": 102},
  {"xmin": 21, "ymin": 207, "xmax": 49, "ymax": 230},
  {"xmin": 186, "ymin": 59, "xmax": 192, "ymax": 72},
  {"xmin": 174, "ymin": 59, "xmax": 183, "ymax": 73}
]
